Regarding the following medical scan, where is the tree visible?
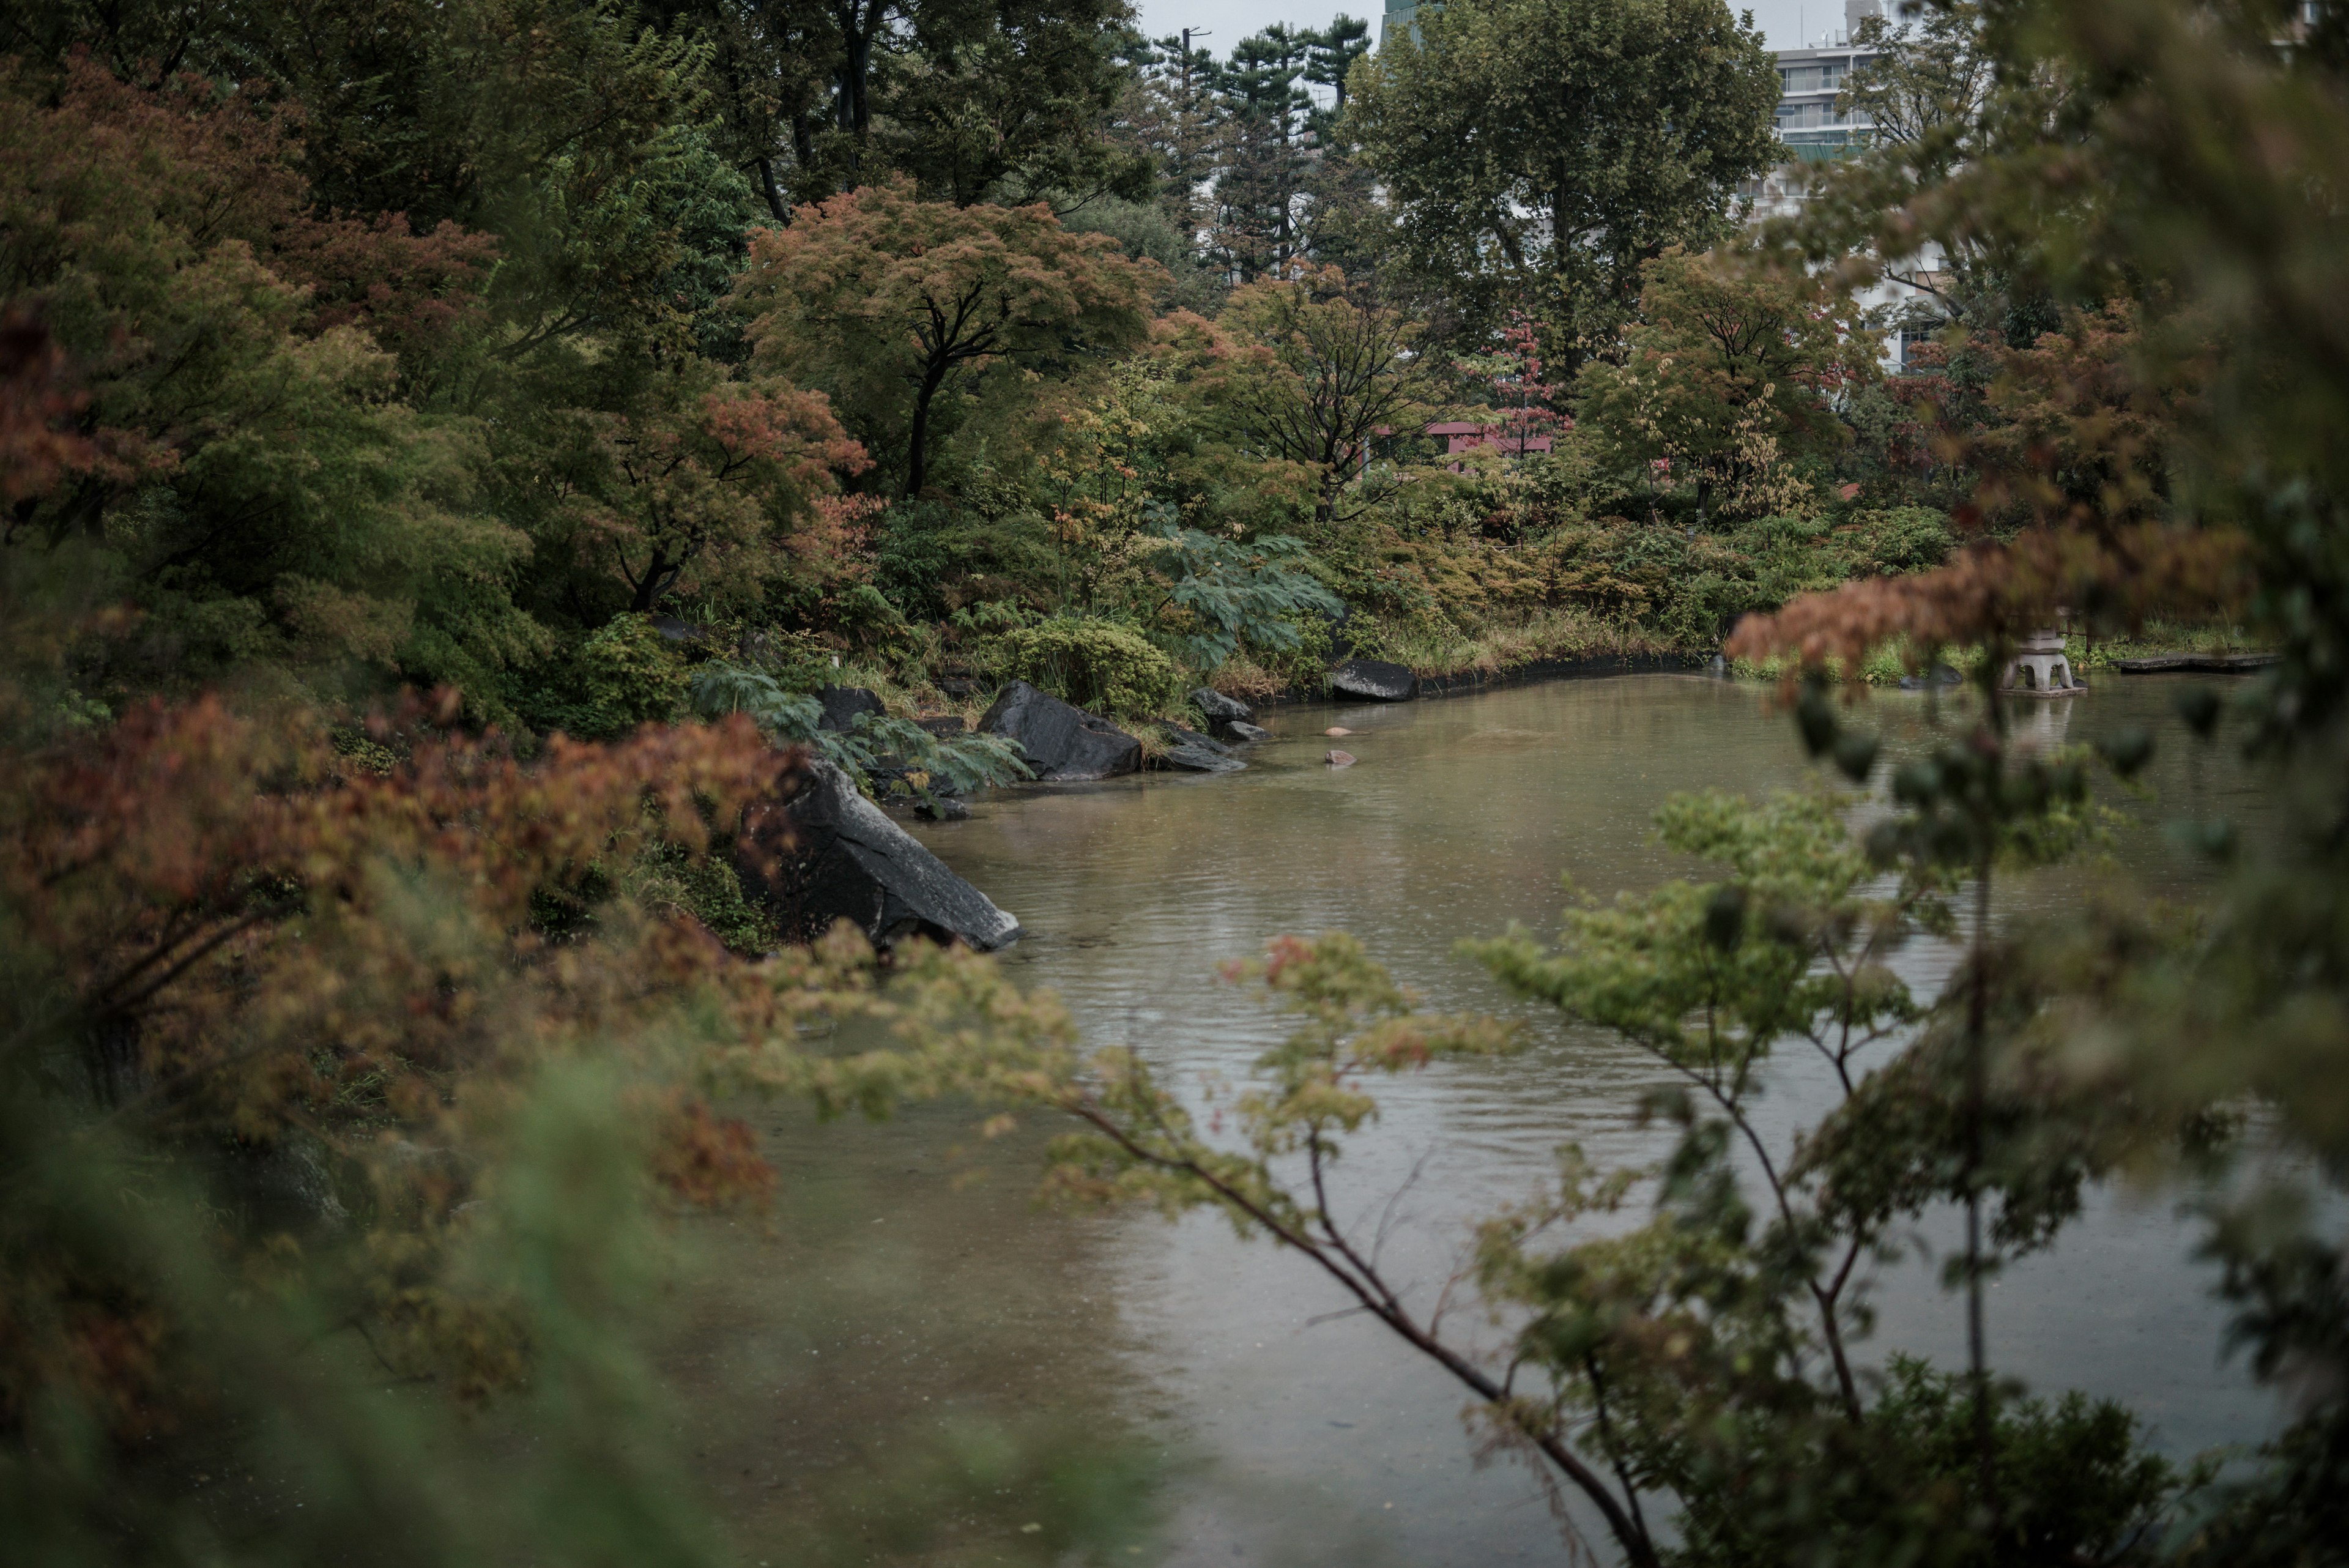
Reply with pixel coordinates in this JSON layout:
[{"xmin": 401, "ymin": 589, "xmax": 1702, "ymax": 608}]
[
  {"xmin": 1213, "ymin": 266, "xmax": 1445, "ymax": 525},
  {"xmin": 1301, "ymin": 14, "xmax": 1373, "ymax": 138},
  {"xmin": 877, "ymin": 0, "xmax": 1152, "ymax": 207},
  {"xmin": 1575, "ymin": 248, "xmax": 1882, "ymax": 522},
  {"xmin": 1786, "ymin": 0, "xmax": 2066, "ymax": 330},
  {"xmin": 559, "ymin": 373, "xmax": 874, "ymax": 615},
  {"xmin": 1207, "ymin": 27, "xmax": 1316, "ymax": 281},
  {"xmin": 640, "ymin": 0, "xmax": 1145, "ymax": 211},
  {"xmin": 1013, "ymin": 769, "xmax": 2180, "ymax": 1568},
  {"xmin": 1730, "ymin": 3, "xmax": 2349, "ymax": 1558},
  {"xmin": 0, "ymin": 58, "xmax": 541, "ymax": 708},
  {"xmin": 732, "ymin": 179, "xmax": 1156, "ymax": 496},
  {"xmin": 1346, "ymin": 0, "xmax": 1781, "ymax": 362}
]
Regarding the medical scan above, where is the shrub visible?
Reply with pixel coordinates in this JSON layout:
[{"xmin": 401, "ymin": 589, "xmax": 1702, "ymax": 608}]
[
  {"xmin": 689, "ymin": 664, "xmax": 1031, "ymax": 803},
  {"xmin": 572, "ymin": 614, "xmax": 689, "ymax": 737},
  {"xmin": 996, "ymin": 617, "xmax": 1188, "ymax": 718},
  {"xmin": 1852, "ymin": 505, "xmax": 1958, "ymax": 574},
  {"xmin": 1145, "ymin": 524, "xmax": 1343, "ymax": 669}
]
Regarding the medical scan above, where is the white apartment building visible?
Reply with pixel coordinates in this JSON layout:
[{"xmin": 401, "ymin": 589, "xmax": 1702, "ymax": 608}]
[{"xmin": 1746, "ymin": 0, "xmax": 1948, "ymax": 366}]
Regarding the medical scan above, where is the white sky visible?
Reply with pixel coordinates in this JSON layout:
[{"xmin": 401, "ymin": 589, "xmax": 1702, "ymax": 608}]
[{"xmin": 1130, "ymin": 0, "xmax": 1826, "ymax": 63}]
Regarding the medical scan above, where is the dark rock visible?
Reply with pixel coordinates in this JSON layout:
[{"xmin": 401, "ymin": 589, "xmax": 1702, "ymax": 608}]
[
  {"xmin": 1329, "ymin": 658, "xmax": 1418, "ymax": 701},
  {"xmin": 816, "ymin": 685, "xmax": 886, "ymax": 732},
  {"xmin": 939, "ymin": 676, "xmax": 980, "ymax": 698},
  {"xmin": 978, "ymin": 680, "xmax": 1141, "ymax": 781},
  {"xmin": 1191, "ymin": 687, "xmax": 1252, "ymax": 723},
  {"xmin": 915, "ymin": 714, "xmax": 967, "ymax": 737},
  {"xmin": 1898, "ymin": 664, "xmax": 1965, "ymax": 691},
  {"xmin": 913, "ymin": 797, "xmax": 971, "ymax": 822},
  {"xmin": 740, "ymin": 758, "xmax": 1019, "ymax": 951},
  {"xmin": 1193, "ymin": 688, "xmax": 1262, "ymax": 741},
  {"xmin": 1162, "ymin": 744, "xmax": 1247, "ymax": 774},
  {"xmin": 1163, "ymin": 724, "xmax": 1233, "ymax": 756},
  {"xmin": 1154, "ymin": 724, "xmax": 1245, "ymax": 774}
]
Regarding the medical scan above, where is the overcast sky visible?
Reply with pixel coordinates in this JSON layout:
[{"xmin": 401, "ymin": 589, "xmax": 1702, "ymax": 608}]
[{"xmin": 1130, "ymin": 0, "xmax": 1830, "ymax": 71}]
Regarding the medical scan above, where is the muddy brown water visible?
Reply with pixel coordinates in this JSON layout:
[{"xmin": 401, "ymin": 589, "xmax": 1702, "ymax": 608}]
[{"xmin": 666, "ymin": 674, "xmax": 2288, "ymax": 1566}]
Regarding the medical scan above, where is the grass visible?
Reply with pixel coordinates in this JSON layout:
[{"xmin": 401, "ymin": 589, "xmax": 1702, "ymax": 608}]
[
  {"xmin": 1731, "ymin": 621, "xmax": 2263, "ymax": 686},
  {"xmin": 2066, "ymin": 619, "xmax": 2266, "ymax": 672}
]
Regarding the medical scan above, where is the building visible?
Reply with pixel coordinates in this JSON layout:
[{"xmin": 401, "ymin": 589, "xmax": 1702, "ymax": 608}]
[
  {"xmin": 1769, "ymin": 0, "xmax": 1888, "ymax": 164},
  {"xmin": 1381, "ymin": 0, "xmax": 1419, "ymax": 49}
]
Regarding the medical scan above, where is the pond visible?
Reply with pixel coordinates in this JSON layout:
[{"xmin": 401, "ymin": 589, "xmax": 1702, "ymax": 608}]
[{"xmin": 663, "ymin": 672, "xmax": 2287, "ymax": 1567}]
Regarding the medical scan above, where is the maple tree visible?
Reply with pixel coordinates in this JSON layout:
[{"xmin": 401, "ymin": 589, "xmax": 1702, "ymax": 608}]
[
  {"xmin": 733, "ymin": 179, "xmax": 1157, "ymax": 497},
  {"xmin": 560, "ymin": 373, "xmax": 876, "ymax": 615},
  {"xmin": 1576, "ymin": 248, "xmax": 1882, "ymax": 523},
  {"xmin": 1212, "ymin": 264, "xmax": 1445, "ymax": 526}
]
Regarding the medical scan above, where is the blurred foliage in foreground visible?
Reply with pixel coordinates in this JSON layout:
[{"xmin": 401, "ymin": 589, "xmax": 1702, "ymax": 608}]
[{"xmin": 0, "ymin": 327, "xmax": 1141, "ymax": 1557}]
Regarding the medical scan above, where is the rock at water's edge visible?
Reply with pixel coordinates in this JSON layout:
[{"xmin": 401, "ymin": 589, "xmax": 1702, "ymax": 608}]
[
  {"xmin": 1329, "ymin": 658, "xmax": 1417, "ymax": 701},
  {"xmin": 1223, "ymin": 720, "xmax": 1271, "ymax": 743},
  {"xmin": 1162, "ymin": 743, "xmax": 1246, "ymax": 774},
  {"xmin": 738, "ymin": 759, "xmax": 1019, "ymax": 951},
  {"xmin": 1151, "ymin": 724, "xmax": 1245, "ymax": 773},
  {"xmin": 1192, "ymin": 687, "xmax": 1252, "ymax": 723},
  {"xmin": 816, "ymin": 685, "xmax": 886, "ymax": 732},
  {"xmin": 978, "ymin": 680, "xmax": 1141, "ymax": 781},
  {"xmin": 1162, "ymin": 724, "xmax": 1233, "ymax": 755}
]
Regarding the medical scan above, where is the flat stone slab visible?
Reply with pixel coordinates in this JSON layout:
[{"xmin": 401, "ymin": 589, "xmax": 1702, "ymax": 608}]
[
  {"xmin": 1161, "ymin": 742, "xmax": 1246, "ymax": 774},
  {"xmin": 739, "ymin": 758, "xmax": 1020, "ymax": 951},
  {"xmin": 2115, "ymin": 652, "xmax": 2278, "ymax": 673},
  {"xmin": 1329, "ymin": 658, "xmax": 1418, "ymax": 701}
]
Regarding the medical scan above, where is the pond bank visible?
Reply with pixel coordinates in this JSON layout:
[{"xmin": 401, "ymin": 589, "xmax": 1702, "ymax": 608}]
[{"xmin": 780, "ymin": 674, "xmax": 2284, "ymax": 1566}]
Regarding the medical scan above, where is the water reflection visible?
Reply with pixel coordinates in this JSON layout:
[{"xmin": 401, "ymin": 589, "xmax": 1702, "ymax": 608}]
[{"xmin": 685, "ymin": 674, "xmax": 2287, "ymax": 1566}]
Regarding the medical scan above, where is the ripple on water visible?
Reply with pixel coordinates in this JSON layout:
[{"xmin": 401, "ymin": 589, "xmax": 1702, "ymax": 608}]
[{"xmin": 685, "ymin": 675, "xmax": 2288, "ymax": 1567}]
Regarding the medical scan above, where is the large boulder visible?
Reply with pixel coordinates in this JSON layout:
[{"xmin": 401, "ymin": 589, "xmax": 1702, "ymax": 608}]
[
  {"xmin": 738, "ymin": 759, "xmax": 1020, "ymax": 951},
  {"xmin": 978, "ymin": 680, "xmax": 1141, "ymax": 781},
  {"xmin": 1329, "ymin": 658, "xmax": 1418, "ymax": 701},
  {"xmin": 816, "ymin": 685, "xmax": 886, "ymax": 732}
]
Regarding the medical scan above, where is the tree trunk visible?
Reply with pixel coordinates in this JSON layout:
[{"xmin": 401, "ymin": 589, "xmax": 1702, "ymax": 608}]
[
  {"xmin": 906, "ymin": 356, "xmax": 951, "ymax": 497},
  {"xmin": 754, "ymin": 155, "xmax": 789, "ymax": 225},
  {"xmin": 835, "ymin": 0, "xmax": 874, "ymax": 147}
]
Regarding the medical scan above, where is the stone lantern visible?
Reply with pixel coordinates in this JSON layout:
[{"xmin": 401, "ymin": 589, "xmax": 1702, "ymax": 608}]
[{"xmin": 2000, "ymin": 628, "xmax": 2082, "ymax": 694}]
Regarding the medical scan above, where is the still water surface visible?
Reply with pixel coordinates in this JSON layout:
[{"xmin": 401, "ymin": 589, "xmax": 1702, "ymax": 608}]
[{"xmin": 671, "ymin": 674, "xmax": 2285, "ymax": 1566}]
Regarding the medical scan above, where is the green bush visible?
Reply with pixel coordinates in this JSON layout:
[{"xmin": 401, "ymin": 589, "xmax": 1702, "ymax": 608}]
[
  {"xmin": 689, "ymin": 664, "xmax": 1032, "ymax": 803},
  {"xmin": 1853, "ymin": 505, "xmax": 1958, "ymax": 574},
  {"xmin": 996, "ymin": 617, "xmax": 1188, "ymax": 718},
  {"xmin": 571, "ymin": 614, "xmax": 689, "ymax": 738}
]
